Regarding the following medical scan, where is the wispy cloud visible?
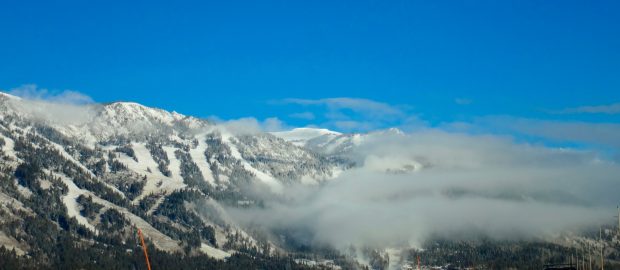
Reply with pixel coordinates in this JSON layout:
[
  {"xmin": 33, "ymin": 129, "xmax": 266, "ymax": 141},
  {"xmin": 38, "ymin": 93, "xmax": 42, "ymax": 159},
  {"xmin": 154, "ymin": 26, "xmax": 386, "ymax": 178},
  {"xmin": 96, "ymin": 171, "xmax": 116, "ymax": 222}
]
[
  {"xmin": 8, "ymin": 84, "xmax": 94, "ymax": 104},
  {"xmin": 475, "ymin": 116, "xmax": 620, "ymax": 149},
  {"xmin": 1, "ymin": 84, "xmax": 98, "ymax": 125},
  {"xmin": 283, "ymin": 98, "xmax": 405, "ymax": 120},
  {"xmin": 555, "ymin": 102, "xmax": 620, "ymax": 114},
  {"xmin": 281, "ymin": 97, "xmax": 408, "ymax": 132}
]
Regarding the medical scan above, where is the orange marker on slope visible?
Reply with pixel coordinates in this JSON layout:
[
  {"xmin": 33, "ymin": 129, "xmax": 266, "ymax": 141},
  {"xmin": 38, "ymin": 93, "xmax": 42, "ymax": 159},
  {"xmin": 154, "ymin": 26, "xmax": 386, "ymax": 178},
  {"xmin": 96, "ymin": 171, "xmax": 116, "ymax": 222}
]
[{"xmin": 138, "ymin": 228, "xmax": 152, "ymax": 270}]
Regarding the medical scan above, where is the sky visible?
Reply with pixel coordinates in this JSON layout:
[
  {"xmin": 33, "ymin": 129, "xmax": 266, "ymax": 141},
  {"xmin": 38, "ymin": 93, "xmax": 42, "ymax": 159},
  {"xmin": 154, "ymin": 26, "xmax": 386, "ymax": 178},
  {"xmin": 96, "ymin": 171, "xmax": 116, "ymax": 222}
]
[{"xmin": 1, "ymin": 1, "xmax": 619, "ymax": 138}]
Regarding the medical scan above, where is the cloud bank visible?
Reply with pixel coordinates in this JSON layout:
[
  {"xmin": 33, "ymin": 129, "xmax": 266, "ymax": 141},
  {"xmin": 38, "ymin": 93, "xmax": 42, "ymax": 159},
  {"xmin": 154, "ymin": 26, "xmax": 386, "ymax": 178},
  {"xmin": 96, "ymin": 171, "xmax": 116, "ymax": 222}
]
[
  {"xmin": 282, "ymin": 97, "xmax": 411, "ymax": 132},
  {"xmin": 2, "ymin": 84, "xmax": 99, "ymax": 125},
  {"xmin": 228, "ymin": 130, "xmax": 619, "ymax": 250},
  {"xmin": 558, "ymin": 102, "xmax": 620, "ymax": 114},
  {"xmin": 8, "ymin": 84, "xmax": 94, "ymax": 104}
]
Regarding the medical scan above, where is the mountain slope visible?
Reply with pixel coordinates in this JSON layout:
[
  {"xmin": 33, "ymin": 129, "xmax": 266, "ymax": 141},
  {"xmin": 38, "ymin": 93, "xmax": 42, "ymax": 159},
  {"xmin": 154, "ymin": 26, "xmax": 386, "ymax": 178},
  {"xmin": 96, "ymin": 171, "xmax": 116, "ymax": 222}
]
[
  {"xmin": 0, "ymin": 93, "xmax": 353, "ymax": 269},
  {"xmin": 272, "ymin": 127, "xmax": 405, "ymax": 156}
]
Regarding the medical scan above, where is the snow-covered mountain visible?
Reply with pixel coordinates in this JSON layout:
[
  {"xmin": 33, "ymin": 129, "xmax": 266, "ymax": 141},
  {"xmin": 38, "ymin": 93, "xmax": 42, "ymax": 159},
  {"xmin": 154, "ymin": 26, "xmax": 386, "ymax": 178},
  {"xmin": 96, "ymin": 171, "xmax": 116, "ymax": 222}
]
[
  {"xmin": 0, "ymin": 93, "xmax": 343, "ymax": 189},
  {"xmin": 0, "ymin": 93, "xmax": 352, "ymax": 267},
  {"xmin": 272, "ymin": 127, "xmax": 431, "ymax": 175},
  {"xmin": 1, "ymin": 93, "xmax": 617, "ymax": 269},
  {"xmin": 272, "ymin": 127, "xmax": 405, "ymax": 156},
  {"xmin": 271, "ymin": 127, "xmax": 342, "ymax": 147}
]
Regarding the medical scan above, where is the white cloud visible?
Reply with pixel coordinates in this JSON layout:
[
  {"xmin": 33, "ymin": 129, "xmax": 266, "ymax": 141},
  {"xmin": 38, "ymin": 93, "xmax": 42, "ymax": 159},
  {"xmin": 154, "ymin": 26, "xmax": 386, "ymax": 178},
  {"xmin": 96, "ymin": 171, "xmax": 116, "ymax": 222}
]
[
  {"xmin": 558, "ymin": 102, "xmax": 620, "ymax": 114},
  {"xmin": 8, "ymin": 84, "xmax": 93, "ymax": 104},
  {"xmin": 262, "ymin": 117, "xmax": 286, "ymax": 132},
  {"xmin": 2, "ymin": 84, "xmax": 98, "ymax": 125},
  {"xmin": 477, "ymin": 116, "xmax": 620, "ymax": 149},
  {"xmin": 282, "ymin": 97, "xmax": 408, "ymax": 132},
  {"xmin": 228, "ymin": 130, "xmax": 618, "ymax": 250},
  {"xmin": 283, "ymin": 97, "xmax": 405, "ymax": 120}
]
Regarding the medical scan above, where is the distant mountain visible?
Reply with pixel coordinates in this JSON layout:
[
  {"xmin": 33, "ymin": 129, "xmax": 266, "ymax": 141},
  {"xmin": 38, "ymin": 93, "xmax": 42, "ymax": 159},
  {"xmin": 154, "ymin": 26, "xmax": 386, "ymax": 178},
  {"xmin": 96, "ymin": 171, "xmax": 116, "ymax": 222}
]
[
  {"xmin": 272, "ymin": 127, "xmax": 404, "ymax": 156},
  {"xmin": 271, "ymin": 127, "xmax": 342, "ymax": 147}
]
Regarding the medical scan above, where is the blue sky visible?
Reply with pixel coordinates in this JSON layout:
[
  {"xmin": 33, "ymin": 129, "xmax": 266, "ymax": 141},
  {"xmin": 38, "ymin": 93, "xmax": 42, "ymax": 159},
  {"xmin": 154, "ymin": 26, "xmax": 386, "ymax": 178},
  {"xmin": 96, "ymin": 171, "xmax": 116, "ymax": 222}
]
[{"xmin": 1, "ymin": 1, "xmax": 619, "ymax": 144}]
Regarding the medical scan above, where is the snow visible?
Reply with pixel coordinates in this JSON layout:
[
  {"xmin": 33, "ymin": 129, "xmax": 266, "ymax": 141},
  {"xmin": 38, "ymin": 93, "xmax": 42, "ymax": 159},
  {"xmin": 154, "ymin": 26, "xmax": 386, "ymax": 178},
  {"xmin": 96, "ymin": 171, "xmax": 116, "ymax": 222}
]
[
  {"xmin": 49, "ymin": 142, "xmax": 94, "ymax": 177},
  {"xmin": 57, "ymin": 173, "xmax": 97, "ymax": 232},
  {"xmin": 118, "ymin": 143, "xmax": 152, "ymax": 174},
  {"xmin": 54, "ymin": 171, "xmax": 181, "ymax": 252},
  {"xmin": 0, "ymin": 231, "xmax": 26, "ymax": 256},
  {"xmin": 221, "ymin": 132, "xmax": 283, "ymax": 193},
  {"xmin": 123, "ymin": 143, "xmax": 186, "ymax": 202},
  {"xmin": 200, "ymin": 243, "xmax": 231, "ymax": 260},
  {"xmin": 0, "ymin": 192, "xmax": 31, "ymax": 214},
  {"xmin": 57, "ymin": 125, "xmax": 98, "ymax": 147},
  {"xmin": 0, "ymin": 92, "xmax": 21, "ymax": 100},
  {"xmin": 47, "ymin": 141, "xmax": 126, "ymax": 198},
  {"xmin": 0, "ymin": 95, "xmax": 354, "ymax": 256},
  {"xmin": 15, "ymin": 180, "xmax": 33, "ymax": 198},
  {"xmin": 272, "ymin": 127, "xmax": 367, "ymax": 155},
  {"xmin": 162, "ymin": 146, "xmax": 183, "ymax": 183},
  {"xmin": 295, "ymin": 259, "xmax": 342, "ymax": 269},
  {"xmin": 39, "ymin": 179, "xmax": 52, "ymax": 190},
  {"xmin": 274, "ymin": 127, "xmax": 404, "ymax": 156},
  {"xmin": 146, "ymin": 196, "xmax": 166, "ymax": 215},
  {"xmin": 188, "ymin": 134, "xmax": 216, "ymax": 185},
  {"xmin": 103, "ymin": 102, "xmax": 181, "ymax": 125},
  {"xmin": 75, "ymin": 102, "xmax": 192, "ymax": 141},
  {"xmin": 0, "ymin": 134, "xmax": 18, "ymax": 161},
  {"xmin": 271, "ymin": 127, "xmax": 341, "ymax": 146}
]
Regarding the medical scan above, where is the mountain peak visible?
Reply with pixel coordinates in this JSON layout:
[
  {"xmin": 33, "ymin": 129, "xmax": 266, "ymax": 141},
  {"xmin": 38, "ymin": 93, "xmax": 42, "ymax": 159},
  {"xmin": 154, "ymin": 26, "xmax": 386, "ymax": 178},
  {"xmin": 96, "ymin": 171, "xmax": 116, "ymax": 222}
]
[
  {"xmin": 271, "ymin": 127, "xmax": 341, "ymax": 147},
  {"xmin": 0, "ymin": 91, "xmax": 21, "ymax": 101},
  {"xmin": 99, "ymin": 101, "xmax": 187, "ymax": 127},
  {"xmin": 372, "ymin": 127, "xmax": 405, "ymax": 136}
]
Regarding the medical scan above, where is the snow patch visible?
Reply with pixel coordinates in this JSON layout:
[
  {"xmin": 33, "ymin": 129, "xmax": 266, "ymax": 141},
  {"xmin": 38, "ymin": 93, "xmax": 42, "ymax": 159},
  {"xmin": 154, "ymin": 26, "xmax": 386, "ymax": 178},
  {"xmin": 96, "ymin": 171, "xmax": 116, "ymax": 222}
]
[
  {"xmin": 221, "ymin": 132, "xmax": 283, "ymax": 193},
  {"xmin": 200, "ymin": 243, "xmax": 231, "ymax": 260},
  {"xmin": 188, "ymin": 134, "xmax": 216, "ymax": 186},
  {"xmin": 162, "ymin": 146, "xmax": 183, "ymax": 184},
  {"xmin": 0, "ymin": 134, "xmax": 18, "ymax": 161},
  {"xmin": 272, "ymin": 127, "xmax": 341, "ymax": 146},
  {"xmin": 57, "ymin": 174, "xmax": 97, "ymax": 232},
  {"xmin": 54, "ymin": 171, "xmax": 181, "ymax": 252},
  {"xmin": 124, "ymin": 143, "xmax": 186, "ymax": 202},
  {"xmin": 0, "ymin": 231, "xmax": 26, "ymax": 256},
  {"xmin": 47, "ymin": 141, "xmax": 126, "ymax": 198}
]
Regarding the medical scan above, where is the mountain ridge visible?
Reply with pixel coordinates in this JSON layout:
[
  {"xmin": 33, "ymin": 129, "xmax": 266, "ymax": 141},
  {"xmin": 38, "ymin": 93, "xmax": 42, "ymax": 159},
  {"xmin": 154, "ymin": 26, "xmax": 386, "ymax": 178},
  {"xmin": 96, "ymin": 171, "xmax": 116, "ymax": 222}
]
[{"xmin": 0, "ymin": 93, "xmax": 357, "ymax": 268}]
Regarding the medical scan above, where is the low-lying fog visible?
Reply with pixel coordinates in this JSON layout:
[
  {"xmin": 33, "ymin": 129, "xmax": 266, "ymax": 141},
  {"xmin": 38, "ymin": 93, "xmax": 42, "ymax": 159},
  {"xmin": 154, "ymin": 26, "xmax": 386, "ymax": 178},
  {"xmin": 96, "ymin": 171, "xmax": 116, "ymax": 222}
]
[{"xmin": 227, "ymin": 130, "xmax": 619, "ymax": 249}]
